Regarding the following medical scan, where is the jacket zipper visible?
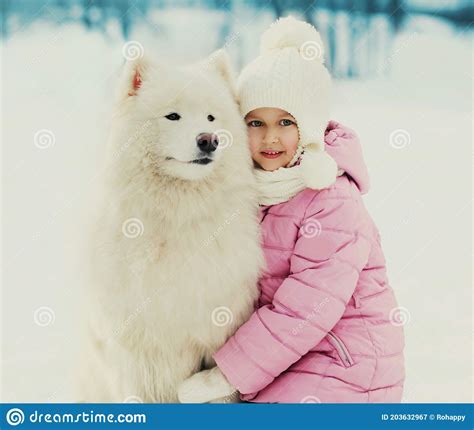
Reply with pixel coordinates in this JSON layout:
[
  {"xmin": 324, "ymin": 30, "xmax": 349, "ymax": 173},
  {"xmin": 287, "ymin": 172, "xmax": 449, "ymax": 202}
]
[{"xmin": 327, "ymin": 331, "xmax": 355, "ymax": 367}]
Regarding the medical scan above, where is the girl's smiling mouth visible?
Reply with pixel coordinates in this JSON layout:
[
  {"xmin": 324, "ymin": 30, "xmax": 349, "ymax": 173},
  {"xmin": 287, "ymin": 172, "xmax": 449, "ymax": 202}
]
[{"xmin": 261, "ymin": 150, "xmax": 283, "ymax": 159}]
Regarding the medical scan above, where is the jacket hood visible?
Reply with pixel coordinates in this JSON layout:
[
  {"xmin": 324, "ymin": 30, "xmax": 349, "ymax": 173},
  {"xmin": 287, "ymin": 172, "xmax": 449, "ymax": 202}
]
[{"xmin": 323, "ymin": 120, "xmax": 370, "ymax": 194}]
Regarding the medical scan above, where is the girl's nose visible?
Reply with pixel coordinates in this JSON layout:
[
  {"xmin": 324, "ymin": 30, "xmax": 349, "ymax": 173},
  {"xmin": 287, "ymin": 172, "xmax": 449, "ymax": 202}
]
[{"xmin": 263, "ymin": 132, "xmax": 279, "ymax": 145}]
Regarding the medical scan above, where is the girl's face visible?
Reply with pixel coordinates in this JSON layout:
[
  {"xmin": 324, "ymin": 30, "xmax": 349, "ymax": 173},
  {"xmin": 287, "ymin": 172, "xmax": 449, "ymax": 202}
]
[{"xmin": 245, "ymin": 107, "xmax": 299, "ymax": 171}]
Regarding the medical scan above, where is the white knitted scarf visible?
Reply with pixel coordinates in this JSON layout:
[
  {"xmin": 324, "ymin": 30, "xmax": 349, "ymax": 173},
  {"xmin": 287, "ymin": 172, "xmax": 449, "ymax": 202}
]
[{"xmin": 254, "ymin": 165, "xmax": 344, "ymax": 206}]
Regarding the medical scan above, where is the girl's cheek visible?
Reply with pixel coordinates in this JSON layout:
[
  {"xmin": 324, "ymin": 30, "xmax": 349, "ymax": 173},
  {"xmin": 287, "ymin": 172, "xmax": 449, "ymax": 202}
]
[
  {"xmin": 282, "ymin": 128, "xmax": 299, "ymax": 153},
  {"xmin": 250, "ymin": 143, "xmax": 261, "ymax": 159},
  {"xmin": 247, "ymin": 131, "xmax": 262, "ymax": 157}
]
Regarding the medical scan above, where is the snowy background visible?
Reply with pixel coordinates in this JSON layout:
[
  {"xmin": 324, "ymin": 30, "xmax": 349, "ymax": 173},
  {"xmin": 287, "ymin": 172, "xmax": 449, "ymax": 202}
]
[{"xmin": 1, "ymin": 0, "xmax": 472, "ymax": 403}]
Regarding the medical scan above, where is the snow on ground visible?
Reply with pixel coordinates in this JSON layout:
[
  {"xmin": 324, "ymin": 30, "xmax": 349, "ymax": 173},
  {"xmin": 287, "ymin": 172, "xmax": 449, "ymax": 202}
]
[{"xmin": 1, "ymin": 12, "xmax": 471, "ymax": 403}]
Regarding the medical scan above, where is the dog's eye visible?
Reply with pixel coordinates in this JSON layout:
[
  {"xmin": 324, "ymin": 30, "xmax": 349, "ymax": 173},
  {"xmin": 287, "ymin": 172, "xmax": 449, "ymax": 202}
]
[
  {"xmin": 165, "ymin": 113, "xmax": 181, "ymax": 121},
  {"xmin": 207, "ymin": 115, "xmax": 215, "ymax": 122}
]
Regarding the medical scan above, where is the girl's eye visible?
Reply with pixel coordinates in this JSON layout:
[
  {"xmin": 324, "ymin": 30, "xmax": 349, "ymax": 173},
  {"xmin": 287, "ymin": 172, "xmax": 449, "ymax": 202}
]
[
  {"xmin": 207, "ymin": 114, "xmax": 215, "ymax": 122},
  {"xmin": 248, "ymin": 120, "xmax": 263, "ymax": 127},
  {"xmin": 280, "ymin": 119, "xmax": 294, "ymax": 126},
  {"xmin": 165, "ymin": 112, "xmax": 181, "ymax": 121}
]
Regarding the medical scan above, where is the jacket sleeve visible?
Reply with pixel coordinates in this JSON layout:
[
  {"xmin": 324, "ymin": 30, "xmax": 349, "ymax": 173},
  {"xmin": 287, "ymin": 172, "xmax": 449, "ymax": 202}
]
[{"xmin": 212, "ymin": 190, "xmax": 372, "ymax": 396}]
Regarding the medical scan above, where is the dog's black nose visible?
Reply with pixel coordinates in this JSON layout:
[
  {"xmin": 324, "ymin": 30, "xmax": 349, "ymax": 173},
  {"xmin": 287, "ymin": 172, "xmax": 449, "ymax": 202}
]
[{"xmin": 196, "ymin": 133, "xmax": 219, "ymax": 153}]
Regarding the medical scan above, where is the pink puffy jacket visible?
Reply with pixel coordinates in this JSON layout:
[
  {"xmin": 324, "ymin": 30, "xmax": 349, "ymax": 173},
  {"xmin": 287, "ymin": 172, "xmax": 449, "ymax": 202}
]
[{"xmin": 213, "ymin": 120, "xmax": 405, "ymax": 403}]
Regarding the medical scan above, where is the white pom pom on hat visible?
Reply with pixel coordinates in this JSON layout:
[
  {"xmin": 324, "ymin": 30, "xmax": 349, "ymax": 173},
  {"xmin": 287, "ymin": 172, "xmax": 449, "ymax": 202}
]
[
  {"xmin": 299, "ymin": 144, "xmax": 338, "ymax": 190},
  {"xmin": 260, "ymin": 15, "xmax": 325, "ymax": 64}
]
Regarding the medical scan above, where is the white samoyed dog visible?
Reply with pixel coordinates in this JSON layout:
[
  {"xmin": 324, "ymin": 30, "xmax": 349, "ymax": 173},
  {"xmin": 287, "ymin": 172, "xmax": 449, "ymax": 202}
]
[{"xmin": 77, "ymin": 49, "xmax": 263, "ymax": 403}]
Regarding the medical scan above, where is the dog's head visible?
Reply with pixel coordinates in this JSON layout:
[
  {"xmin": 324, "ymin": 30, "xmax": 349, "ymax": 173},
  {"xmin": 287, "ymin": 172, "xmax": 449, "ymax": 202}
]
[{"xmin": 113, "ymin": 49, "xmax": 244, "ymax": 181}]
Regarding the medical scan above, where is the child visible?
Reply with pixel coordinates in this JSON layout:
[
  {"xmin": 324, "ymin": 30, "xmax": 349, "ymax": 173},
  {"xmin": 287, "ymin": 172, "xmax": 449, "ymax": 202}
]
[{"xmin": 178, "ymin": 16, "xmax": 405, "ymax": 403}]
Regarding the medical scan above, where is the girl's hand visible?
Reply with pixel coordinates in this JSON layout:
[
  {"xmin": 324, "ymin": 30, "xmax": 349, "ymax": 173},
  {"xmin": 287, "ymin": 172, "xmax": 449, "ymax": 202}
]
[{"xmin": 178, "ymin": 366, "xmax": 238, "ymax": 403}]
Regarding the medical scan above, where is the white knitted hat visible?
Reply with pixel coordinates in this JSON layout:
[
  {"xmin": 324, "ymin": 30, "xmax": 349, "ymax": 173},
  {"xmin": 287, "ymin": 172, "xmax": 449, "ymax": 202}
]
[{"xmin": 238, "ymin": 16, "xmax": 337, "ymax": 190}]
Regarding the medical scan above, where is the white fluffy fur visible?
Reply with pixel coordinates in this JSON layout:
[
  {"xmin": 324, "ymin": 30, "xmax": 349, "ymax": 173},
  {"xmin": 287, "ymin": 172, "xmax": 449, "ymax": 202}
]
[
  {"xmin": 260, "ymin": 15, "xmax": 325, "ymax": 62},
  {"xmin": 77, "ymin": 49, "xmax": 263, "ymax": 403}
]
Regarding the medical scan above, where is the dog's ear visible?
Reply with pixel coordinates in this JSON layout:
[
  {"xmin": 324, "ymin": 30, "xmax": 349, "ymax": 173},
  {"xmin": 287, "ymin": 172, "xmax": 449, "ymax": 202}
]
[
  {"xmin": 117, "ymin": 56, "xmax": 152, "ymax": 101},
  {"xmin": 128, "ymin": 62, "xmax": 144, "ymax": 97},
  {"xmin": 204, "ymin": 49, "xmax": 239, "ymax": 102}
]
